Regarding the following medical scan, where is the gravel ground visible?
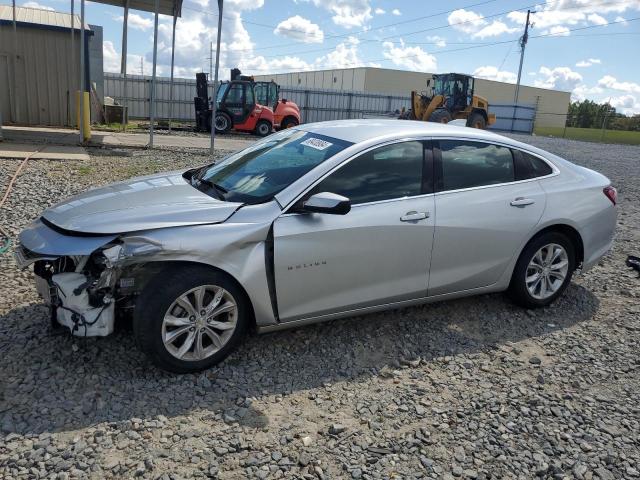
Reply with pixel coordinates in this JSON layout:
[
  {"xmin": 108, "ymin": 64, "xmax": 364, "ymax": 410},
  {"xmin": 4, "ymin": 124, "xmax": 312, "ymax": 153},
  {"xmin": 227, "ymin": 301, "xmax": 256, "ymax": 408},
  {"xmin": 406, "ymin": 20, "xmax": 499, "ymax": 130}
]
[{"xmin": 1, "ymin": 137, "xmax": 639, "ymax": 480}]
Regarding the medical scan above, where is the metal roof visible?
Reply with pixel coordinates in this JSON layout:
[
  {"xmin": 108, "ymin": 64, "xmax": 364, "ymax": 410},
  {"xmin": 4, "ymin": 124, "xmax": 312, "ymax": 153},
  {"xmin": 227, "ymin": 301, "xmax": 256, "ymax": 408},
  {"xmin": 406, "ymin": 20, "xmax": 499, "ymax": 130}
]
[
  {"xmin": 0, "ymin": 5, "xmax": 91, "ymax": 30},
  {"xmin": 93, "ymin": 0, "xmax": 182, "ymax": 17}
]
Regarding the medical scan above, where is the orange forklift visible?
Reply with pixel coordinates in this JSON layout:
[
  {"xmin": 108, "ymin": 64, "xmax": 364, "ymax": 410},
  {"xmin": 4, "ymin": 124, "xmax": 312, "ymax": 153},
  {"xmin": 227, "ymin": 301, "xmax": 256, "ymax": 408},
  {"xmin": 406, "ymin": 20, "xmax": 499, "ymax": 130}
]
[{"xmin": 195, "ymin": 69, "xmax": 301, "ymax": 136}]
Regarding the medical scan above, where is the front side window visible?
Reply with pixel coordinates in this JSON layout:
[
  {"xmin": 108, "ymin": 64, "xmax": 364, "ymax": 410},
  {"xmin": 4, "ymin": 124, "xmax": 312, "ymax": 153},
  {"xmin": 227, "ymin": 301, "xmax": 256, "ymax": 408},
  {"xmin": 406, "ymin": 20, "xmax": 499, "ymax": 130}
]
[
  {"xmin": 225, "ymin": 84, "xmax": 244, "ymax": 104},
  {"xmin": 191, "ymin": 130, "xmax": 352, "ymax": 204},
  {"xmin": 439, "ymin": 140, "xmax": 514, "ymax": 191},
  {"xmin": 310, "ymin": 141, "xmax": 425, "ymax": 205}
]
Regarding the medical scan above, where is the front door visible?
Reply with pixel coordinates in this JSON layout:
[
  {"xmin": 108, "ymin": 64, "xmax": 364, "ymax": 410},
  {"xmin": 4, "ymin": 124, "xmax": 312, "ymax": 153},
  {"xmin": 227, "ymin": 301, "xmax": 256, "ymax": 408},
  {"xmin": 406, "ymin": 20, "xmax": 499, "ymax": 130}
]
[
  {"xmin": 273, "ymin": 140, "xmax": 435, "ymax": 322},
  {"xmin": 221, "ymin": 82, "xmax": 252, "ymax": 125},
  {"xmin": 428, "ymin": 139, "xmax": 546, "ymax": 296}
]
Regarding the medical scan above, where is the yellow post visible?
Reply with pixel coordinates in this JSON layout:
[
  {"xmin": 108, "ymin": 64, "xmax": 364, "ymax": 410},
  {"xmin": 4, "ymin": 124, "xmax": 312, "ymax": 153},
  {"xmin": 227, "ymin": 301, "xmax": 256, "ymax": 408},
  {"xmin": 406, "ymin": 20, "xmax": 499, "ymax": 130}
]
[
  {"xmin": 76, "ymin": 90, "xmax": 91, "ymax": 141},
  {"xmin": 82, "ymin": 91, "xmax": 91, "ymax": 141},
  {"xmin": 76, "ymin": 90, "xmax": 81, "ymax": 128}
]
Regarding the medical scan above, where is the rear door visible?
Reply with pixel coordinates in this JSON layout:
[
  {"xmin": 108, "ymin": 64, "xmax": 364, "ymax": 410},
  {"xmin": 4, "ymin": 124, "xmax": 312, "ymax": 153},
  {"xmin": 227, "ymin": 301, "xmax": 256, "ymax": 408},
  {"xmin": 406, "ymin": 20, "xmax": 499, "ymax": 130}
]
[
  {"xmin": 273, "ymin": 140, "xmax": 435, "ymax": 321},
  {"xmin": 428, "ymin": 139, "xmax": 546, "ymax": 296}
]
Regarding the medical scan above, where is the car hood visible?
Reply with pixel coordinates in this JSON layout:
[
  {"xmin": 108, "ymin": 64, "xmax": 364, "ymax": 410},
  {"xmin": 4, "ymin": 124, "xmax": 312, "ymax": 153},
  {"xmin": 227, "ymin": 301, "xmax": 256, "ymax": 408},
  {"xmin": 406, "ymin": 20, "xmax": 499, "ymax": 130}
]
[{"xmin": 42, "ymin": 171, "xmax": 243, "ymax": 234}]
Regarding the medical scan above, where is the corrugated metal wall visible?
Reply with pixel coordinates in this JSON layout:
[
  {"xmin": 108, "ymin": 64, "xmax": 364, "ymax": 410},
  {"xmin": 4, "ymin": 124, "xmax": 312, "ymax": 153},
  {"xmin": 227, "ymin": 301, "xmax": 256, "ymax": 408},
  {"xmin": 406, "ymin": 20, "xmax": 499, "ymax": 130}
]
[
  {"xmin": 104, "ymin": 73, "xmax": 411, "ymax": 123},
  {"xmin": 0, "ymin": 24, "xmax": 80, "ymax": 126},
  {"xmin": 103, "ymin": 73, "xmax": 536, "ymax": 133}
]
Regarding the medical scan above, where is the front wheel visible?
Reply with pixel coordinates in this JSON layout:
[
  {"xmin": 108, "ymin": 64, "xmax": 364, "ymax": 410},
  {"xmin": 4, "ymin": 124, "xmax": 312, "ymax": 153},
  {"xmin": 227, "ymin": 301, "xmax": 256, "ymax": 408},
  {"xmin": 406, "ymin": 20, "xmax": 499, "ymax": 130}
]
[
  {"xmin": 280, "ymin": 117, "xmax": 298, "ymax": 129},
  {"xmin": 467, "ymin": 112, "xmax": 486, "ymax": 129},
  {"xmin": 508, "ymin": 232, "xmax": 575, "ymax": 308},
  {"xmin": 133, "ymin": 266, "xmax": 248, "ymax": 373},
  {"xmin": 255, "ymin": 119, "xmax": 272, "ymax": 137},
  {"xmin": 213, "ymin": 112, "xmax": 232, "ymax": 133}
]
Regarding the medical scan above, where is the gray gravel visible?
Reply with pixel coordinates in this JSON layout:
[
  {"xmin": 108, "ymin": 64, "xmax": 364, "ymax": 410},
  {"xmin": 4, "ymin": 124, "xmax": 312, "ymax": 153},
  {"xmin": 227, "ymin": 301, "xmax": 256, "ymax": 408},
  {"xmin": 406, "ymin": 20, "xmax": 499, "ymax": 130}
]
[{"xmin": 1, "ymin": 137, "xmax": 639, "ymax": 479}]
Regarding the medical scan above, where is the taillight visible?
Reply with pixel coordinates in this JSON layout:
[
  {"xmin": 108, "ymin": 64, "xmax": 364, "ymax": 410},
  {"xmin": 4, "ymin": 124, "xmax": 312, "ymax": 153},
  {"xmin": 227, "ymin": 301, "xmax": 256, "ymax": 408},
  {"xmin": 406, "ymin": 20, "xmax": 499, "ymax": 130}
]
[{"xmin": 603, "ymin": 186, "xmax": 617, "ymax": 205}]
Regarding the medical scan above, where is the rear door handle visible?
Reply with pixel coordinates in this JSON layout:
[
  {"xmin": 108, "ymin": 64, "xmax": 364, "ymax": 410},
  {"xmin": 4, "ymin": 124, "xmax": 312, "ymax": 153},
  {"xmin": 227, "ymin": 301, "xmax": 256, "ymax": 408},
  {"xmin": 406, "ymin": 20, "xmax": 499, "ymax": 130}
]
[
  {"xmin": 510, "ymin": 197, "xmax": 535, "ymax": 207},
  {"xmin": 400, "ymin": 211, "xmax": 429, "ymax": 222}
]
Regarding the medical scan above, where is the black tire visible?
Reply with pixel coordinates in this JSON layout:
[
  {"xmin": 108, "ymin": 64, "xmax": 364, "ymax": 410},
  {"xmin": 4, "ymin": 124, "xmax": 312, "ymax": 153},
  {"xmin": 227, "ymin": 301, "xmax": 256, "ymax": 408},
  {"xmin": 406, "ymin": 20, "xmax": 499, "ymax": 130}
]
[
  {"xmin": 280, "ymin": 117, "xmax": 298, "ymax": 130},
  {"xmin": 214, "ymin": 112, "xmax": 232, "ymax": 133},
  {"xmin": 255, "ymin": 119, "xmax": 272, "ymax": 137},
  {"xmin": 429, "ymin": 108, "xmax": 452, "ymax": 124},
  {"xmin": 467, "ymin": 112, "xmax": 486, "ymax": 129},
  {"xmin": 133, "ymin": 265, "xmax": 249, "ymax": 373},
  {"xmin": 508, "ymin": 231, "xmax": 576, "ymax": 309}
]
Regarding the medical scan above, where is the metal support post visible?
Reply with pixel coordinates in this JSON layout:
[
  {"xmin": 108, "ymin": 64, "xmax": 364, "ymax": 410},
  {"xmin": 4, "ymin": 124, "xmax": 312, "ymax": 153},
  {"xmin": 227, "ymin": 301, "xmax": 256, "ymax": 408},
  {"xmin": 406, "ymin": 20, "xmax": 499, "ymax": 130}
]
[
  {"xmin": 149, "ymin": 0, "xmax": 160, "ymax": 148},
  {"xmin": 210, "ymin": 0, "xmax": 223, "ymax": 156},
  {"xmin": 168, "ymin": 13, "xmax": 177, "ymax": 132}
]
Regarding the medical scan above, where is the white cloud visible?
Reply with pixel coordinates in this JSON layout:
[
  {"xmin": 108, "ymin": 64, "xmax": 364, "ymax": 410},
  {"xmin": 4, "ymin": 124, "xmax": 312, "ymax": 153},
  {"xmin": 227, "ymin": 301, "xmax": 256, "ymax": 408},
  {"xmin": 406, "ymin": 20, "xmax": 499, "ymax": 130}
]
[
  {"xmin": 473, "ymin": 20, "xmax": 519, "ymax": 38},
  {"xmin": 615, "ymin": 15, "xmax": 628, "ymax": 23},
  {"xmin": 22, "ymin": 1, "xmax": 53, "ymax": 10},
  {"xmin": 103, "ymin": 41, "xmax": 121, "ymax": 73},
  {"xmin": 374, "ymin": 7, "xmax": 385, "ymax": 14},
  {"xmin": 571, "ymin": 83, "xmax": 603, "ymax": 101},
  {"xmin": 427, "ymin": 35, "xmax": 446, "ymax": 47},
  {"xmin": 392, "ymin": 8, "xmax": 401, "ymax": 16},
  {"xmin": 507, "ymin": 0, "xmax": 640, "ymax": 30},
  {"xmin": 587, "ymin": 13, "xmax": 608, "ymax": 25},
  {"xmin": 448, "ymin": 9, "xmax": 487, "ymax": 34},
  {"xmin": 309, "ymin": 0, "xmax": 373, "ymax": 28},
  {"xmin": 575, "ymin": 58, "xmax": 601, "ymax": 67},
  {"xmin": 598, "ymin": 75, "xmax": 640, "ymax": 93},
  {"xmin": 610, "ymin": 94, "xmax": 640, "ymax": 114},
  {"xmin": 381, "ymin": 40, "xmax": 436, "ymax": 72},
  {"xmin": 274, "ymin": 15, "xmax": 324, "ymax": 43},
  {"xmin": 545, "ymin": 25, "xmax": 571, "ymax": 36},
  {"xmin": 116, "ymin": 12, "xmax": 153, "ymax": 31},
  {"xmin": 473, "ymin": 65, "xmax": 517, "ymax": 83},
  {"xmin": 314, "ymin": 36, "xmax": 363, "ymax": 69},
  {"xmin": 534, "ymin": 66, "xmax": 583, "ymax": 91},
  {"xmin": 227, "ymin": 0, "xmax": 265, "ymax": 10}
]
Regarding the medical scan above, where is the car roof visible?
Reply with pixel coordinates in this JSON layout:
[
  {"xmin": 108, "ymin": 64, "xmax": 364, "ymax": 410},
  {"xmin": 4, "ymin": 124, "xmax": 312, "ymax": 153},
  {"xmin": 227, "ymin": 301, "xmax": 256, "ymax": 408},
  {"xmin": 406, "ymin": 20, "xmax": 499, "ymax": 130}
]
[{"xmin": 296, "ymin": 119, "xmax": 513, "ymax": 145}]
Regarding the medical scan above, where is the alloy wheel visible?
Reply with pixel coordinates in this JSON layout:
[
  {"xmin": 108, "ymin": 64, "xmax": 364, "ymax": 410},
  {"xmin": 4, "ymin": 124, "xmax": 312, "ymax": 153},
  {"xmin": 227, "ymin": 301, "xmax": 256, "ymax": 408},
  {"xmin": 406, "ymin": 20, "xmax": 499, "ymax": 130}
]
[
  {"xmin": 162, "ymin": 285, "xmax": 238, "ymax": 361},
  {"xmin": 525, "ymin": 243, "xmax": 569, "ymax": 300}
]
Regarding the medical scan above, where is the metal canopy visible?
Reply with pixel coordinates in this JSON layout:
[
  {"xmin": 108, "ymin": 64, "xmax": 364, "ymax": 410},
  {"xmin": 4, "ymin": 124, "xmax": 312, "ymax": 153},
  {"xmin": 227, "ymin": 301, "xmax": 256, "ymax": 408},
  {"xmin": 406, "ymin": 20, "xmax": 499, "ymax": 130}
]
[{"xmin": 94, "ymin": 0, "xmax": 182, "ymax": 17}]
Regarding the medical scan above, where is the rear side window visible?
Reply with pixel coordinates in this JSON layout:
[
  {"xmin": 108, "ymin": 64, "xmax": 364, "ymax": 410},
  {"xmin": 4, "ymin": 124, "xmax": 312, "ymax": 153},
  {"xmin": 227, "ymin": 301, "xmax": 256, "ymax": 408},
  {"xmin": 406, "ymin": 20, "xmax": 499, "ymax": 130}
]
[
  {"xmin": 310, "ymin": 141, "xmax": 425, "ymax": 204},
  {"xmin": 439, "ymin": 141, "xmax": 514, "ymax": 191},
  {"xmin": 514, "ymin": 150, "xmax": 553, "ymax": 180}
]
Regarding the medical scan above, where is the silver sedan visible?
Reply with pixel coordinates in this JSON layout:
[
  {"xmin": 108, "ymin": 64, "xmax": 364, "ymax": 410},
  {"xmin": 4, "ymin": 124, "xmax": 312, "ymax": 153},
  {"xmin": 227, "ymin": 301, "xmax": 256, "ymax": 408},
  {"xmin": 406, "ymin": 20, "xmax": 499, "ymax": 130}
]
[{"xmin": 15, "ymin": 120, "xmax": 617, "ymax": 372}]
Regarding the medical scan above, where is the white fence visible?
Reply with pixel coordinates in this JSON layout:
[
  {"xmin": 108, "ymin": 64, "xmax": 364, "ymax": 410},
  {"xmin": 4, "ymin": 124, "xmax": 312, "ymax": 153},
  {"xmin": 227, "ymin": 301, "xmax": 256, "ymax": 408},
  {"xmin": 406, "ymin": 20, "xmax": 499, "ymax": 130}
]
[{"xmin": 103, "ymin": 73, "xmax": 535, "ymax": 132}]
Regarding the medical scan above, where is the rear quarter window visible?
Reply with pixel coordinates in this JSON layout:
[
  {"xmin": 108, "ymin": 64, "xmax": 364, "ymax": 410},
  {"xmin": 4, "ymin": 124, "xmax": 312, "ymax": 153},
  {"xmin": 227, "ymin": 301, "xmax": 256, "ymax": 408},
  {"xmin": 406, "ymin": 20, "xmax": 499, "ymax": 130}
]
[{"xmin": 514, "ymin": 150, "xmax": 554, "ymax": 180}]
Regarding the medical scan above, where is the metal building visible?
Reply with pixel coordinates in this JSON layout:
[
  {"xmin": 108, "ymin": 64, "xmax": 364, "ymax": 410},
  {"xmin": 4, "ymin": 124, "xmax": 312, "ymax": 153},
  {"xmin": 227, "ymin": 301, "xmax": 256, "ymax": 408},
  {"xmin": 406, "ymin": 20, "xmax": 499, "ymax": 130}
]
[
  {"xmin": 253, "ymin": 67, "xmax": 571, "ymax": 129},
  {"xmin": 0, "ymin": 6, "xmax": 102, "ymax": 127}
]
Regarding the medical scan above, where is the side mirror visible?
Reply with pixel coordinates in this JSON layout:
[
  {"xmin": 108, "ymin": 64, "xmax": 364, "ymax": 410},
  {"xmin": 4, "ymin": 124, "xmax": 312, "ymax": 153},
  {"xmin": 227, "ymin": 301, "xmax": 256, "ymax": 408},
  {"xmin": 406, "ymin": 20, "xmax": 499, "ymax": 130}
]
[{"xmin": 302, "ymin": 192, "xmax": 351, "ymax": 215}]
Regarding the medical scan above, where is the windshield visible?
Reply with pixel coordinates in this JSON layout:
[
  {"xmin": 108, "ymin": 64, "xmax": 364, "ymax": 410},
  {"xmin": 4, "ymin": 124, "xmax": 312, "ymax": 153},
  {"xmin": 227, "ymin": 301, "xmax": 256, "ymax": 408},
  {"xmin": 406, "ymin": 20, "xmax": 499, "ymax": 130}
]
[
  {"xmin": 191, "ymin": 130, "xmax": 353, "ymax": 204},
  {"xmin": 215, "ymin": 83, "xmax": 228, "ymax": 105}
]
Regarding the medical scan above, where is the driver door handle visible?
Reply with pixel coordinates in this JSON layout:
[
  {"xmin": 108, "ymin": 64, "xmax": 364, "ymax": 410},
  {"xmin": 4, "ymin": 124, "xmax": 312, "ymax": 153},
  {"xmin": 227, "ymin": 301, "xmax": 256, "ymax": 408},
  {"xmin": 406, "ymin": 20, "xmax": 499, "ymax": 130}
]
[
  {"xmin": 400, "ymin": 211, "xmax": 429, "ymax": 222},
  {"xmin": 510, "ymin": 197, "xmax": 535, "ymax": 207}
]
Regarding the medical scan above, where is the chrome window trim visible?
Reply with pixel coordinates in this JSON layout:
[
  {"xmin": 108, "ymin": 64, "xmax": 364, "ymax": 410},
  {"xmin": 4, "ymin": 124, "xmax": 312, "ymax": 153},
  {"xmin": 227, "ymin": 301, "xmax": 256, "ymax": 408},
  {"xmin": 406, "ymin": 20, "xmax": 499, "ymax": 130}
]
[
  {"xmin": 432, "ymin": 135, "xmax": 560, "ymax": 196},
  {"xmin": 280, "ymin": 136, "xmax": 433, "ymax": 214}
]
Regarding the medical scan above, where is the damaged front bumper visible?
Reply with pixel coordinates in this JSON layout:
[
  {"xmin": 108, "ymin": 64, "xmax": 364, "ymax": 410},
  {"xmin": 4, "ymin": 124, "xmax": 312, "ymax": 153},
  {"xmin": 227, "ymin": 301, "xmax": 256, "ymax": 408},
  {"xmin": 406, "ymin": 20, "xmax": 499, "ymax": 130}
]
[{"xmin": 15, "ymin": 219, "xmax": 157, "ymax": 337}]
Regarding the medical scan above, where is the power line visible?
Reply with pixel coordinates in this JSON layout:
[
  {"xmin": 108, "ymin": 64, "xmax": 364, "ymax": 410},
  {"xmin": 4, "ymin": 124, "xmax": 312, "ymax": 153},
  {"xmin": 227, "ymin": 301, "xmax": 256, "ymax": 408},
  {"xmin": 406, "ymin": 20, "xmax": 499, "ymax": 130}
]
[
  {"xmin": 232, "ymin": 16, "xmax": 639, "ymax": 73},
  {"xmin": 220, "ymin": 0, "xmax": 634, "ymax": 61}
]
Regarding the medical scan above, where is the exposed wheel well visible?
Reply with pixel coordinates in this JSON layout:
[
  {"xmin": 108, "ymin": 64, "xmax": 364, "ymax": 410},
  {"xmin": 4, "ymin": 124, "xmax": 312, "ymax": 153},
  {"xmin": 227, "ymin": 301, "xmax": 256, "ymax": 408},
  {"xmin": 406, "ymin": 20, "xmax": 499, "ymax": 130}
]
[
  {"xmin": 120, "ymin": 260, "xmax": 257, "ymax": 329},
  {"xmin": 529, "ymin": 225, "xmax": 584, "ymax": 268},
  {"xmin": 281, "ymin": 115, "xmax": 298, "ymax": 126}
]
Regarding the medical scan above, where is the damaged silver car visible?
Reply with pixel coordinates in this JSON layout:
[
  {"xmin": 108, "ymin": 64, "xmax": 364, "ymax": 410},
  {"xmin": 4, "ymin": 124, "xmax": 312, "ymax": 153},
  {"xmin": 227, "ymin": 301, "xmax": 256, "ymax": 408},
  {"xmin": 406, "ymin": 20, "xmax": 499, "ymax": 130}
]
[{"xmin": 15, "ymin": 120, "xmax": 617, "ymax": 372}]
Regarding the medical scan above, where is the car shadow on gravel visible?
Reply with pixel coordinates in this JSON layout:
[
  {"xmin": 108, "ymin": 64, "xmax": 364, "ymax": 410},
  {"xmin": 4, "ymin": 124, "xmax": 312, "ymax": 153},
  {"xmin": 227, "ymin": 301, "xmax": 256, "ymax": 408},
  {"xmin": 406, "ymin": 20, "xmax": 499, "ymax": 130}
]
[{"xmin": 0, "ymin": 283, "xmax": 599, "ymax": 435}]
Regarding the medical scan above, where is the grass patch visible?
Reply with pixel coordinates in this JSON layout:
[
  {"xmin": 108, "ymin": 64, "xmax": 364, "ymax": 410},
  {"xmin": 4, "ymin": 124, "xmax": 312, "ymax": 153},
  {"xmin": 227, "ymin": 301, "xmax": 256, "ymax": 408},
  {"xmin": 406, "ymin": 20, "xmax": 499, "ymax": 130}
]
[{"xmin": 534, "ymin": 126, "xmax": 640, "ymax": 145}]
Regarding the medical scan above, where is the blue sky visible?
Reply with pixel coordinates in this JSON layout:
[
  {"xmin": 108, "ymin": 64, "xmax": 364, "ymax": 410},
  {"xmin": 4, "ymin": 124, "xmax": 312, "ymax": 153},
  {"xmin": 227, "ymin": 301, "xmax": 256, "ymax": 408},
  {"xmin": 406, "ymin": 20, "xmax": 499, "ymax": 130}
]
[{"xmin": 19, "ymin": 0, "xmax": 640, "ymax": 114}]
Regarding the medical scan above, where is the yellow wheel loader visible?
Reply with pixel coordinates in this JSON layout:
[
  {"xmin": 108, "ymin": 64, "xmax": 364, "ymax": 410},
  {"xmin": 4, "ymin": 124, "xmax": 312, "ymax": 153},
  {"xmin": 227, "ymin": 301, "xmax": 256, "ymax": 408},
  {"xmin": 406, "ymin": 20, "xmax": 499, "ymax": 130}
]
[{"xmin": 403, "ymin": 73, "xmax": 496, "ymax": 129}]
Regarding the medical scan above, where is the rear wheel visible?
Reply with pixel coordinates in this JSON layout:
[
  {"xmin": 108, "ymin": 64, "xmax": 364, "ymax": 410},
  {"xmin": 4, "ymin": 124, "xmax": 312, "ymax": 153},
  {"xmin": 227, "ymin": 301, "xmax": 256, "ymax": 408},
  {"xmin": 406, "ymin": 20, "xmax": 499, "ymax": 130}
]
[
  {"xmin": 280, "ymin": 117, "xmax": 298, "ymax": 129},
  {"xmin": 133, "ymin": 266, "xmax": 248, "ymax": 373},
  {"xmin": 255, "ymin": 119, "xmax": 272, "ymax": 137},
  {"xmin": 213, "ymin": 112, "xmax": 232, "ymax": 133},
  {"xmin": 508, "ymin": 232, "xmax": 575, "ymax": 308},
  {"xmin": 429, "ymin": 108, "xmax": 452, "ymax": 124},
  {"xmin": 467, "ymin": 112, "xmax": 486, "ymax": 129}
]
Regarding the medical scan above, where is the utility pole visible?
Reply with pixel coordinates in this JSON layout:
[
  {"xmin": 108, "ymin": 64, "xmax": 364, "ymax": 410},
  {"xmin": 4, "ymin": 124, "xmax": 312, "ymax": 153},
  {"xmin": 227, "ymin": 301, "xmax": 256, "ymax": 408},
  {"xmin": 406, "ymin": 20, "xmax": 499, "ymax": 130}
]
[
  {"xmin": 514, "ymin": 9, "xmax": 533, "ymax": 105},
  {"xmin": 140, "ymin": 57, "xmax": 143, "ymax": 76},
  {"xmin": 210, "ymin": 41, "xmax": 213, "ymax": 79},
  {"xmin": 210, "ymin": 0, "xmax": 223, "ymax": 156}
]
